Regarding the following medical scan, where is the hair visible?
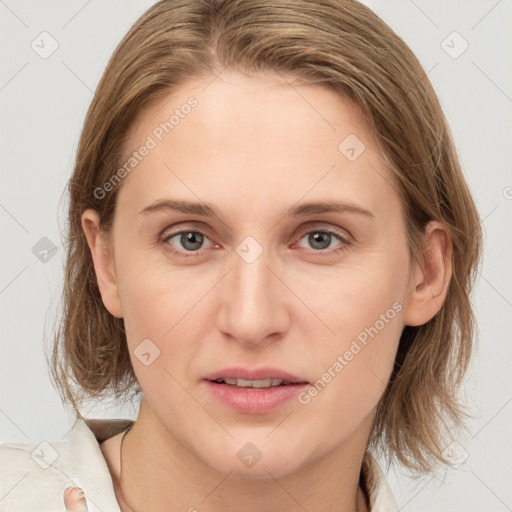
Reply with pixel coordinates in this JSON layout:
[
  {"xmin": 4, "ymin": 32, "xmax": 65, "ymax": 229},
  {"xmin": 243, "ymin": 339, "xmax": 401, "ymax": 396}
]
[{"xmin": 47, "ymin": 0, "xmax": 483, "ymax": 476}]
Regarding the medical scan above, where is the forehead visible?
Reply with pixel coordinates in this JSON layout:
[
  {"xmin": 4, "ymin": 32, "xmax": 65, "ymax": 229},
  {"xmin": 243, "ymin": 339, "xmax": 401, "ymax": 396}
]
[
  {"xmin": 126, "ymin": 71, "xmax": 372, "ymax": 155},
  {"xmin": 117, "ymin": 71, "xmax": 400, "ymax": 220}
]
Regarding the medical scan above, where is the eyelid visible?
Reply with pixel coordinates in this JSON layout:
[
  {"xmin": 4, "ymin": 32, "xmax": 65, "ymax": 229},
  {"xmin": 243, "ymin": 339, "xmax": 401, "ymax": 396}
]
[
  {"xmin": 161, "ymin": 221, "xmax": 351, "ymax": 241},
  {"xmin": 160, "ymin": 221, "xmax": 353, "ymax": 255},
  {"xmin": 293, "ymin": 221, "xmax": 353, "ymax": 243},
  {"xmin": 160, "ymin": 221, "xmax": 214, "ymax": 240}
]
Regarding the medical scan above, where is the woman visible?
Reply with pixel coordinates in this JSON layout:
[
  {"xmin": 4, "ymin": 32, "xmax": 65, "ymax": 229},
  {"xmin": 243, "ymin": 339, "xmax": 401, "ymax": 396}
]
[{"xmin": 0, "ymin": 0, "xmax": 482, "ymax": 511}]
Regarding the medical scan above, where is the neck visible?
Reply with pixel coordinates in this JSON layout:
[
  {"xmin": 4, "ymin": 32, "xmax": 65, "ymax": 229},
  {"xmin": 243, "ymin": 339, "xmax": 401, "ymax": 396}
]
[{"xmin": 116, "ymin": 399, "xmax": 371, "ymax": 512}]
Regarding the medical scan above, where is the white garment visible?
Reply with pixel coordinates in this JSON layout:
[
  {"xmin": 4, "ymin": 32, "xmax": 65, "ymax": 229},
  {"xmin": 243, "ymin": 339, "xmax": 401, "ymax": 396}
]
[{"xmin": 0, "ymin": 418, "xmax": 398, "ymax": 511}]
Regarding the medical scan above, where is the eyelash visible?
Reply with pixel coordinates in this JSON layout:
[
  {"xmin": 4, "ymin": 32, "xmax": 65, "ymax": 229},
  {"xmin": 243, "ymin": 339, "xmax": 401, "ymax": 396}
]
[{"xmin": 159, "ymin": 226, "xmax": 352, "ymax": 258}]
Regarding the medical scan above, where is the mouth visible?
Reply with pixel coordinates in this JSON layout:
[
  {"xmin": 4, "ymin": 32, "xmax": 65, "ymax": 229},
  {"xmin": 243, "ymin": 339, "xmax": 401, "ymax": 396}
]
[
  {"xmin": 202, "ymin": 367, "xmax": 309, "ymax": 413},
  {"xmin": 203, "ymin": 366, "xmax": 309, "ymax": 387},
  {"xmin": 203, "ymin": 376, "xmax": 309, "ymax": 414},
  {"xmin": 206, "ymin": 377, "xmax": 308, "ymax": 389}
]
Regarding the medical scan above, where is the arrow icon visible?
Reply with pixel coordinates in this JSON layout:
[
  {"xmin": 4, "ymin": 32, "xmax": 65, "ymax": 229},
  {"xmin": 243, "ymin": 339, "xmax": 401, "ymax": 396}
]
[
  {"xmin": 236, "ymin": 236, "xmax": 263, "ymax": 263},
  {"xmin": 31, "ymin": 441, "xmax": 58, "ymax": 468},
  {"xmin": 31, "ymin": 31, "xmax": 59, "ymax": 60},
  {"xmin": 32, "ymin": 237, "xmax": 58, "ymax": 262},
  {"xmin": 338, "ymin": 134, "xmax": 365, "ymax": 161},
  {"xmin": 440, "ymin": 31, "xmax": 468, "ymax": 59},
  {"xmin": 134, "ymin": 338, "xmax": 161, "ymax": 366},
  {"xmin": 237, "ymin": 441, "xmax": 262, "ymax": 467}
]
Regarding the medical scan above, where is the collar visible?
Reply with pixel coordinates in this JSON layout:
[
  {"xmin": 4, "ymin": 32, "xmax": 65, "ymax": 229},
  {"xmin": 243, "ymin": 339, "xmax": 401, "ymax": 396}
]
[
  {"xmin": 361, "ymin": 450, "xmax": 399, "ymax": 510},
  {"xmin": 71, "ymin": 417, "xmax": 132, "ymax": 511},
  {"xmin": 72, "ymin": 417, "xmax": 398, "ymax": 511}
]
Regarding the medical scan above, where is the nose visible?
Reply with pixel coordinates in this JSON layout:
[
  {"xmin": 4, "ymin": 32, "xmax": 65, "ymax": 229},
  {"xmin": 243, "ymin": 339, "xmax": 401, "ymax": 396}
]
[{"xmin": 215, "ymin": 239, "xmax": 290, "ymax": 347}]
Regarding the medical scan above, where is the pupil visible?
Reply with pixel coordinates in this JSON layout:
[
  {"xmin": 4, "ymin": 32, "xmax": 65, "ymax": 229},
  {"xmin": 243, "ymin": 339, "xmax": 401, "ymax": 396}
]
[
  {"xmin": 182, "ymin": 232, "xmax": 203, "ymax": 250},
  {"xmin": 309, "ymin": 232, "xmax": 330, "ymax": 250}
]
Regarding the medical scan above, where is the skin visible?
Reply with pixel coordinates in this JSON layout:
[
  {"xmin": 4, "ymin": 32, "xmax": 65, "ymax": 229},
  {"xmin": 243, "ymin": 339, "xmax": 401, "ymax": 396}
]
[
  {"xmin": 63, "ymin": 487, "xmax": 87, "ymax": 511},
  {"xmin": 82, "ymin": 71, "xmax": 452, "ymax": 512}
]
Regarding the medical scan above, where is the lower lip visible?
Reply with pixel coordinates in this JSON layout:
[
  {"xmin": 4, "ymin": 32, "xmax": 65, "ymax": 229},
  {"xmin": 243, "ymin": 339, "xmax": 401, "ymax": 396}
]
[{"xmin": 204, "ymin": 380, "xmax": 309, "ymax": 414}]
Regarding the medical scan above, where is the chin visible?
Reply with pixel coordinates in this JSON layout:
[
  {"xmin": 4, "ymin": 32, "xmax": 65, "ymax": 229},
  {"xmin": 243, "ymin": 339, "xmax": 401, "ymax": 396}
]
[
  {"xmin": 200, "ymin": 439, "xmax": 311, "ymax": 480},
  {"xmin": 213, "ymin": 458, "xmax": 304, "ymax": 481}
]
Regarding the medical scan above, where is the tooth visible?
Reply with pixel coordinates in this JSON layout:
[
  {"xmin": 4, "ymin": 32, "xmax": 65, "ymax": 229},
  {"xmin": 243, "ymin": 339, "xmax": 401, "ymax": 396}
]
[
  {"xmin": 216, "ymin": 378, "xmax": 288, "ymax": 388},
  {"xmin": 250, "ymin": 379, "xmax": 275, "ymax": 388},
  {"xmin": 236, "ymin": 378, "xmax": 272, "ymax": 388}
]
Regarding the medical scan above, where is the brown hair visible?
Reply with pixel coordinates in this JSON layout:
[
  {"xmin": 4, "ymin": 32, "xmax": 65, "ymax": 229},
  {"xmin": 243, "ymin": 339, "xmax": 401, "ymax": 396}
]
[{"xmin": 48, "ymin": 0, "xmax": 483, "ymax": 475}]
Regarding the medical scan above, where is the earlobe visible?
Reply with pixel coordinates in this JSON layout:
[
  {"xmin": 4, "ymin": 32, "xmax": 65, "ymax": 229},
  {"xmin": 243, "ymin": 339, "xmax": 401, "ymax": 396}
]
[
  {"xmin": 402, "ymin": 221, "xmax": 452, "ymax": 327},
  {"xmin": 81, "ymin": 209, "xmax": 123, "ymax": 319}
]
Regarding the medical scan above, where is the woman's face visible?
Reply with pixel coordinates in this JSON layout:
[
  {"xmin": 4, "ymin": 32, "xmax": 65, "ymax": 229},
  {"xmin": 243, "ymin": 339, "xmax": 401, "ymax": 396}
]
[{"xmin": 91, "ymin": 71, "xmax": 415, "ymax": 477}]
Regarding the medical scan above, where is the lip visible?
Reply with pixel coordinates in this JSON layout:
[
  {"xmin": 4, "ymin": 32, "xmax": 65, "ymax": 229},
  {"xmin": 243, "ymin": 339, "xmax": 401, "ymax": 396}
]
[
  {"xmin": 204, "ymin": 380, "xmax": 309, "ymax": 414},
  {"xmin": 203, "ymin": 366, "xmax": 308, "ymax": 384},
  {"xmin": 202, "ymin": 366, "xmax": 309, "ymax": 415}
]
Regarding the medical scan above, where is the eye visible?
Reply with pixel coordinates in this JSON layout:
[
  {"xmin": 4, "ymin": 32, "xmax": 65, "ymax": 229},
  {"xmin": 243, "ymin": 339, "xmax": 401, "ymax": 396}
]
[
  {"xmin": 161, "ymin": 230, "xmax": 214, "ymax": 256},
  {"xmin": 160, "ymin": 226, "xmax": 352, "ymax": 257},
  {"xmin": 295, "ymin": 228, "xmax": 351, "ymax": 254}
]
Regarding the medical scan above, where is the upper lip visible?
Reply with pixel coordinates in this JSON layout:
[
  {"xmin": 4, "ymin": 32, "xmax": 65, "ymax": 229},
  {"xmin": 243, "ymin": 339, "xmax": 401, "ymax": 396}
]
[{"xmin": 203, "ymin": 366, "xmax": 308, "ymax": 384}]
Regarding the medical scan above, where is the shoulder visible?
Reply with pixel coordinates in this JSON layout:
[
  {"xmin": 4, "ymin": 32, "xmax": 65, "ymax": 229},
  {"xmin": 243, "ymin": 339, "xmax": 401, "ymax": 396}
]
[
  {"xmin": 0, "ymin": 417, "xmax": 132, "ymax": 512},
  {"xmin": 0, "ymin": 437, "xmax": 74, "ymax": 511}
]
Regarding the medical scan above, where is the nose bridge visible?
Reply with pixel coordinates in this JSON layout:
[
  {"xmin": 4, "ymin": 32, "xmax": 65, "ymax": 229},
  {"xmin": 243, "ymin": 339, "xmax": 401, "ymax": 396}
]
[
  {"xmin": 234, "ymin": 248, "xmax": 270, "ymax": 302},
  {"xmin": 218, "ymin": 235, "xmax": 288, "ymax": 344}
]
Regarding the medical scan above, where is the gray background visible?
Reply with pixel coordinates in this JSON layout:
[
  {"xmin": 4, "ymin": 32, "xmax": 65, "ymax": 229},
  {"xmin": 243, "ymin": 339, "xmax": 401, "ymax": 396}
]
[{"xmin": 1, "ymin": 0, "xmax": 511, "ymax": 510}]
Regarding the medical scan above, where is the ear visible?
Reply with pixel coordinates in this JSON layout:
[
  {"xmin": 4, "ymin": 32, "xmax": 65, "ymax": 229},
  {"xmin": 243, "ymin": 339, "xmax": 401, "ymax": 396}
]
[
  {"xmin": 402, "ymin": 221, "xmax": 452, "ymax": 327},
  {"xmin": 81, "ymin": 209, "xmax": 123, "ymax": 319}
]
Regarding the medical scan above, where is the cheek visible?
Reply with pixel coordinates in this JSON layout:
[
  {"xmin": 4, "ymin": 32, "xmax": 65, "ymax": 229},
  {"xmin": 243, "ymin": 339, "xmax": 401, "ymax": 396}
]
[
  {"xmin": 116, "ymin": 240, "xmax": 209, "ymax": 331},
  {"xmin": 115, "ymin": 250, "xmax": 216, "ymax": 381},
  {"xmin": 298, "ymin": 253, "xmax": 407, "ymax": 409},
  {"xmin": 117, "ymin": 265, "xmax": 204, "ymax": 414},
  {"xmin": 296, "ymin": 298, "xmax": 403, "ymax": 445},
  {"xmin": 302, "ymin": 254, "xmax": 407, "ymax": 347}
]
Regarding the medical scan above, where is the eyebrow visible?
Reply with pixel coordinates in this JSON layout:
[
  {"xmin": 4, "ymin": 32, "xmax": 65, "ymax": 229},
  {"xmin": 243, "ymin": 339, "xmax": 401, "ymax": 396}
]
[{"xmin": 138, "ymin": 199, "xmax": 375, "ymax": 219}]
